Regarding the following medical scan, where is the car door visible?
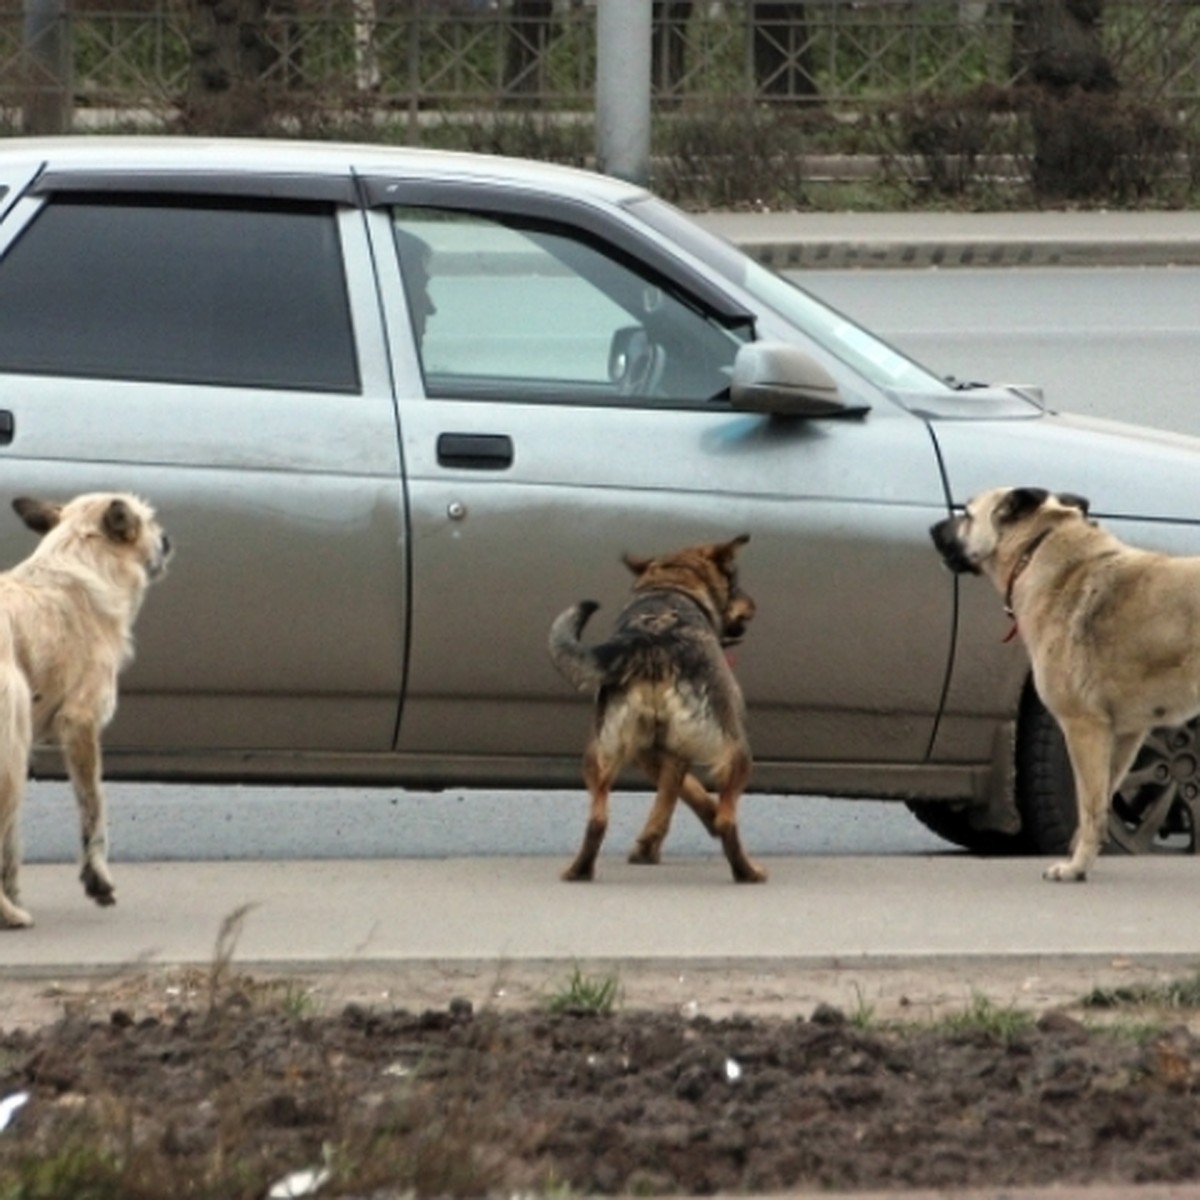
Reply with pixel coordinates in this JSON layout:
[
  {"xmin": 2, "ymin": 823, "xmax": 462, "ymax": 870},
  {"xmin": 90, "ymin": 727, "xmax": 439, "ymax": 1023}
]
[
  {"xmin": 364, "ymin": 180, "xmax": 952, "ymax": 783},
  {"xmin": 0, "ymin": 169, "xmax": 407, "ymax": 760}
]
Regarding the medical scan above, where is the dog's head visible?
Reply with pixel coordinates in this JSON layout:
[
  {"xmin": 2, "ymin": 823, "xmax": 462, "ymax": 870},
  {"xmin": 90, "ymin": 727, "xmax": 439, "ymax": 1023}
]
[
  {"xmin": 14, "ymin": 493, "xmax": 172, "ymax": 583},
  {"xmin": 624, "ymin": 533, "xmax": 755, "ymax": 645},
  {"xmin": 930, "ymin": 486, "xmax": 1090, "ymax": 579}
]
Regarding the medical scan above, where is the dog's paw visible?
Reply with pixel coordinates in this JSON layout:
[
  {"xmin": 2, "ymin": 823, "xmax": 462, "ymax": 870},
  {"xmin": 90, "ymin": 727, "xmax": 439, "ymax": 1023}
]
[
  {"xmin": 628, "ymin": 841, "xmax": 662, "ymax": 866},
  {"xmin": 81, "ymin": 863, "xmax": 117, "ymax": 906},
  {"xmin": 1043, "ymin": 860, "xmax": 1088, "ymax": 883},
  {"xmin": 734, "ymin": 864, "xmax": 768, "ymax": 884},
  {"xmin": 561, "ymin": 864, "xmax": 595, "ymax": 882},
  {"xmin": 0, "ymin": 903, "xmax": 32, "ymax": 928}
]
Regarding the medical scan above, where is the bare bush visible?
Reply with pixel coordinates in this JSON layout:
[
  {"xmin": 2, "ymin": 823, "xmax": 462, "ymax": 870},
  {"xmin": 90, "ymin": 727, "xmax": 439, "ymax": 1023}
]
[{"xmin": 654, "ymin": 100, "xmax": 815, "ymax": 210}]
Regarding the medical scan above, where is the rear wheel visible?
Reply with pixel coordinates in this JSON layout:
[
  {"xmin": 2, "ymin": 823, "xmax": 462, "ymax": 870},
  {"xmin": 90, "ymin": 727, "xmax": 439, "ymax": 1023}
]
[
  {"xmin": 904, "ymin": 799, "xmax": 1028, "ymax": 855},
  {"xmin": 1015, "ymin": 688, "xmax": 1200, "ymax": 856}
]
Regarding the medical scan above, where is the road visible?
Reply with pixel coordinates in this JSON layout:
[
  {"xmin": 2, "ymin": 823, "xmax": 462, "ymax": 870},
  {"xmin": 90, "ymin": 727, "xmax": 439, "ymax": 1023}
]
[
  {"xmin": 21, "ymin": 782, "xmax": 947, "ymax": 863},
  {"xmin": 800, "ymin": 266, "xmax": 1200, "ymax": 438}
]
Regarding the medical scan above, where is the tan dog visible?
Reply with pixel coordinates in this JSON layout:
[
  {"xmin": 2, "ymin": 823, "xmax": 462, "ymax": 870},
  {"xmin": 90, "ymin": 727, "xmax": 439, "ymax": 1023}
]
[
  {"xmin": 548, "ymin": 534, "xmax": 764, "ymax": 883},
  {"xmin": 0, "ymin": 493, "xmax": 171, "ymax": 928},
  {"xmin": 931, "ymin": 485, "xmax": 1200, "ymax": 882}
]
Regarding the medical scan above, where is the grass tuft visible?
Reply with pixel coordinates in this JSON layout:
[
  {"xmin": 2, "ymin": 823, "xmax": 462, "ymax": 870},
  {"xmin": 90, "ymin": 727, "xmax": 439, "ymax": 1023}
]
[
  {"xmin": 546, "ymin": 964, "xmax": 621, "ymax": 1016},
  {"xmin": 938, "ymin": 993, "xmax": 1035, "ymax": 1040}
]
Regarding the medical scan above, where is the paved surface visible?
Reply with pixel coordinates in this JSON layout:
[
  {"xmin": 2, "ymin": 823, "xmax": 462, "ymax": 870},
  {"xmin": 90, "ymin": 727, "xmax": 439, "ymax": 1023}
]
[
  {"xmin": 8, "ymin": 854, "xmax": 1200, "ymax": 976},
  {"xmin": 698, "ymin": 208, "xmax": 1200, "ymax": 269}
]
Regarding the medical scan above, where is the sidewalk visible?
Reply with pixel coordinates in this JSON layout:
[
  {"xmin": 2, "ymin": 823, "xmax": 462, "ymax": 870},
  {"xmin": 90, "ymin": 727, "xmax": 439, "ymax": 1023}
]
[
  {"xmin": 9, "ymin": 853, "xmax": 1200, "ymax": 977},
  {"xmin": 697, "ymin": 208, "xmax": 1200, "ymax": 269}
]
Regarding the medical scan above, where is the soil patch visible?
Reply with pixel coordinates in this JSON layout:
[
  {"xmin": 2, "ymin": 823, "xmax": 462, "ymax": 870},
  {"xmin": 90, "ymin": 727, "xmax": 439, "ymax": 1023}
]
[{"xmin": 4, "ymin": 959, "xmax": 1200, "ymax": 1197}]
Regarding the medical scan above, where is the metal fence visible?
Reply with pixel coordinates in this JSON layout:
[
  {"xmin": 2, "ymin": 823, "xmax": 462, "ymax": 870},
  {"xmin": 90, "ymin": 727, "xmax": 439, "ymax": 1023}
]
[{"xmin": 6, "ymin": 1, "xmax": 1200, "ymax": 135}]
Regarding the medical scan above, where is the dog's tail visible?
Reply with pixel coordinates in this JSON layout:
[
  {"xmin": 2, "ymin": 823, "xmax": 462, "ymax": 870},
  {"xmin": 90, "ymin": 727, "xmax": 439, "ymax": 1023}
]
[{"xmin": 548, "ymin": 600, "xmax": 604, "ymax": 692}]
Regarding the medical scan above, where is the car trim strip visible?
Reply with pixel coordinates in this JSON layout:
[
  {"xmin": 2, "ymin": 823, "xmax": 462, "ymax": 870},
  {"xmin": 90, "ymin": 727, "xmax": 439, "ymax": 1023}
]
[{"xmin": 28, "ymin": 170, "xmax": 359, "ymax": 206}]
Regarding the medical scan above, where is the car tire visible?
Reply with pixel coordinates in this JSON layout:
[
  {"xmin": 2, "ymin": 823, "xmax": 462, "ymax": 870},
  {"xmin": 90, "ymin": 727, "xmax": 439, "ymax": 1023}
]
[
  {"xmin": 1015, "ymin": 686, "xmax": 1200, "ymax": 856},
  {"xmin": 903, "ymin": 800, "xmax": 1029, "ymax": 855},
  {"xmin": 1014, "ymin": 688, "xmax": 1075, "ymax": 856}
]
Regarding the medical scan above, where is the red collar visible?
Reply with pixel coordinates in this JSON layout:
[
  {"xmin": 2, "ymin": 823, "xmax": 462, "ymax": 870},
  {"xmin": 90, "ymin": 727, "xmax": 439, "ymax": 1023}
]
[{"xmin": 1001, "ymin": 529, "xmax": 1052, "ymax": 642}]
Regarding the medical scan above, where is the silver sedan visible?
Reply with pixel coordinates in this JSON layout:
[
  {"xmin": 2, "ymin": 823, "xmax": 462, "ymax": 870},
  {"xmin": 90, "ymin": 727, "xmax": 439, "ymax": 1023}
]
[{"xmin": 0, "ymin": 136, "xmax": 1195, "ymax": 857}]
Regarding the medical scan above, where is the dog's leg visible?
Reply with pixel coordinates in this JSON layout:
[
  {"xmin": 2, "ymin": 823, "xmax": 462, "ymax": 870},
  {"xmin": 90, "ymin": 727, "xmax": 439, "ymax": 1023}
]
[
  {"xmin": 677, "ymin": 772, "xmax": 720, "ymax": 837},
  {"xmin": 59, "ymin": 716, "xmax": 116, "ymax": 906},
  {"xmin": 0, "ymin": 669, "xmax": 32, "ymax": 927},
  {"xmin": 629, "ymin": 753, "xmax": 688, "ymax": 865},
  {"xmin": 563, "ymin": 744, "xmax": 615, "ymax": 882},
  {"xmin": 0, "ymin": 779, "xmax": 31, "ymax": 928},
  {"xmin": 1045, "ymin": 717, "xmax": 1118, "ymax": 882},
  {"xmin": 713, "ymin": 748, "xmax": 766, "ymax": 884}
]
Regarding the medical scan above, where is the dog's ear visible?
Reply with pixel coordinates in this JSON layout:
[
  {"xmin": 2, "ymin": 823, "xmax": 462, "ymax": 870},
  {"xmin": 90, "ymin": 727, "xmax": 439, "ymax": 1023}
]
[
  {"xmin": 102, "ymin": 498, "xmax": 141, "ymax": 544},
  {"xmin": 12, "ymin": 497, "xmax": 61, "ymax": 535},
  {"xmin": 622, "ymin": 552, "xmax": 653, "ymax": 577},
  {"xmin": 1057, "ymin": 492, "xmax": 1091, "ymax": 516},
  {"xmin": 1001, "ymin": 488, "xmax": 1050, "ymax": 524},
  {"xmin": 711, "ymin": 533, "xmax": 751, "ymax": 565}
]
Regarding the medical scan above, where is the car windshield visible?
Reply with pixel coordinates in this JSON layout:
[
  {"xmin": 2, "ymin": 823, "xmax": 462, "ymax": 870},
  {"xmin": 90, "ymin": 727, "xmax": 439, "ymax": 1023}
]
[{"xmin": 628, "ymin": 196, "xmax": 952, "ymax": 395}]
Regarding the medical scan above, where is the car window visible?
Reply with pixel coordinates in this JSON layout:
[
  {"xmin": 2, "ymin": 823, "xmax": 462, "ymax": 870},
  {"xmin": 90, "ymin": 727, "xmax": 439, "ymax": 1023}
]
[
  {"xmin": 628, "ymin": 195, "xmax": 950, "ymax": 394},
  {"xmin": 390, "ymin": 205, "xmax": 748, "ymax": 407},
  {"xmin": 0, "ymin": 194, "xmax": 359, "ymax": 392}
]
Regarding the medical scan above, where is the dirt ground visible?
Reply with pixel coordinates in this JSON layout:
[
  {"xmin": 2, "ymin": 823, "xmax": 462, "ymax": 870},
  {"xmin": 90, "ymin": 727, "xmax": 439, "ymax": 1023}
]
[{"xmin": 5, "ymin": 957, "xmax": 1200, "ymax": 1197}]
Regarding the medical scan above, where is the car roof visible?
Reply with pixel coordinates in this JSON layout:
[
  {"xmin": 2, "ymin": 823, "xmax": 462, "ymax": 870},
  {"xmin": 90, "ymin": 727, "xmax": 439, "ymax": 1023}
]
[{"xmin": 1, "ymin": 135, "xmax": 647, "ymax": 207}]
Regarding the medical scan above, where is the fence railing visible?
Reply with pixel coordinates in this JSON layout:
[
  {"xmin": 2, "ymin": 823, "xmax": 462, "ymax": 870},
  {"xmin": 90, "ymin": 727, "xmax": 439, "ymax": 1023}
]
[{"xmin": 6, "ymin": 1, "xmax": 1200, "ymax": 135}]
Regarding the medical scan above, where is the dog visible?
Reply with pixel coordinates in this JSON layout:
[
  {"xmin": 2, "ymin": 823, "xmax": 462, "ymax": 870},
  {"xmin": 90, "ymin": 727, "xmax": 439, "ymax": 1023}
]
[
  {"xmin": 548, "ymin": 533, "xmax": 765, "ymax": 883},
  {"xmin": 930, "ymin": 484, "xmax": 1200, "ymax": 882},
  {"xmin": 0, "ymin": 493, "xmax": 171, "ymax": 928}
]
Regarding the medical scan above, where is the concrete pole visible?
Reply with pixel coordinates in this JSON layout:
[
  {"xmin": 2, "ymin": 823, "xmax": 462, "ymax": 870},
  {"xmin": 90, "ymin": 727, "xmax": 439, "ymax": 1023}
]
[
  {"xmin": 596, "ymin": 0, "xmax": 652, "ymax": 186},
  {"xmin": 23, "ymin": 0, "xmax": 71, "ymax": 134}
]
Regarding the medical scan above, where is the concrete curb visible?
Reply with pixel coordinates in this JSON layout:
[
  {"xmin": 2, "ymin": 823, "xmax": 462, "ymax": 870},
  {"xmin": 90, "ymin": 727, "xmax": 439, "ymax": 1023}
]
[{"xmin": 695, "ymin": 210, "xmax": 1200, "ymax": 269}]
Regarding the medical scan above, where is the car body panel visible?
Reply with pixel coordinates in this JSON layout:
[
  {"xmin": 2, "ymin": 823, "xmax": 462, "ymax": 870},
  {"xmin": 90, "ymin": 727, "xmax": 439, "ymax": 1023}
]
[{"xmin": 0, "ymin": 174, "xmax": 409, "ymax": 753}]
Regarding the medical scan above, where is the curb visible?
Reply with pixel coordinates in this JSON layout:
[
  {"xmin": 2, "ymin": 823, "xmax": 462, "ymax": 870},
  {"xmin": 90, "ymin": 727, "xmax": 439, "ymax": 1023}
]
[
  {"xmin": 695, "ymin": 211, "xmax": 1200, "ymax": 270},
  {"xmin": 738, "ymin": 237, "xmax": 1200, "ymax": 270}
]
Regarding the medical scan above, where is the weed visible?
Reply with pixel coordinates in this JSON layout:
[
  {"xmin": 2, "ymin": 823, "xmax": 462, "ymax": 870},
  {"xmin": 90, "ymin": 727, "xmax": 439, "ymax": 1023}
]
[
  {"xmin": 938, "ymin": 993, "xmax": 1035, "ymax": 1040},
  {"xmin": 207, "ymin": 903, "xmax": 257, "ymax": 1016},
  {"xmin": 849, "ymin": 983, "xmax": 877, "ymax": 1029},
  {"xmin": 546, "ymin": 964, "xmax": 621, "ymax": 1015},
  {"xmin": 1082, "ymin": 971, "xmax": 1200, "ymax": 1012}
]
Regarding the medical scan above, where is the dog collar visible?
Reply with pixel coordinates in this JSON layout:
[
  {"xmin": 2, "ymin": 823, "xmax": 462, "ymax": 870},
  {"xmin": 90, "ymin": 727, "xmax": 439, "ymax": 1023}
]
[
  {"xmin": 642, "ymin": 584, "xmax": 722, "ymax": 633},
  {"xmin": 1002, "ymin": 529, "xmax": 1053, "ymax": 638}
]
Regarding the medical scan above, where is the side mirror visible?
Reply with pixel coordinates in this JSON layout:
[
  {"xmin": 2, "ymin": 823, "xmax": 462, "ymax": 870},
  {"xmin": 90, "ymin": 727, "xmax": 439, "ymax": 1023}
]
[{"xmin": 731, "ymin": 342, "xmax": 867, "ymax": 418}]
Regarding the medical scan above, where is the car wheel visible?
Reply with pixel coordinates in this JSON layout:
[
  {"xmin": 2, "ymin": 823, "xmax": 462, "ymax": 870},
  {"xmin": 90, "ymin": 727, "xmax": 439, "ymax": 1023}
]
[
  {"xmin": 1016, "ymin": 688, "xmax": 1200, "ymax": 856},
  {"xmin": 903, "ymin": 800, "xmax": 1029, "ymax": 855}
]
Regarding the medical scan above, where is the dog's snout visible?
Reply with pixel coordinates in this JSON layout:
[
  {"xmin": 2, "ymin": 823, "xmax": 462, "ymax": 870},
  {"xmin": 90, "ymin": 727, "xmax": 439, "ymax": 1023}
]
[
  {"xmin": 722, "ymin": 591, "xmax": 756, "ymax": 644},
  {"xmin": 929, "ymin": 517, "xmax": 978, "ymax": 576}
]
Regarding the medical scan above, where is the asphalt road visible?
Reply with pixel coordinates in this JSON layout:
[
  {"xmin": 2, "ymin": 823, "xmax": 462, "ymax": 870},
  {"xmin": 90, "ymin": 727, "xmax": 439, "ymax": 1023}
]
[
  {"xmin": 800, "ymin": 265, "xmax": 1200, "ymax": 438},
  {"xmin": 21, "ymin": 782, "xmax": 947, "ymax": 863}
]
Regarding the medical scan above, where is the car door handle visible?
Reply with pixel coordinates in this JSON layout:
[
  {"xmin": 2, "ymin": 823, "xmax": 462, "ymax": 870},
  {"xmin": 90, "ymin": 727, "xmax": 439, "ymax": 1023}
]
[
  {"xmin": 0, "ymin": 411, "xmax": 13, "ymax": 446},
  {"xmin": 436, "ymin": 433, "xmax": 513, "ymax": 470}
]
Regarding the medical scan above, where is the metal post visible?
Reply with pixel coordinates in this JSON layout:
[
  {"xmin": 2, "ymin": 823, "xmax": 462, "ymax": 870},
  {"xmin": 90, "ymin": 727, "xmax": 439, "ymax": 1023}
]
[
  {"xmin": 407, "ymin": 0, "xmax": 422, "ymax": 145},
  {"xmin": 23, "ymin": 0, "xmax": 71, "ymax": 134},
  {"xmin": 596, "ymin": 0, "xmax": 652, "ymax": 186}
]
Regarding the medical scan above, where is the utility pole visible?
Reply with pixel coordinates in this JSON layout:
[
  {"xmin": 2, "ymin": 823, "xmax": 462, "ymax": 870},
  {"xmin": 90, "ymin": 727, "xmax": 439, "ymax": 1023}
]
[
  {"xmin": 23, "ymin": 0, "xmax": 71, "ymax": 134},
  {"xmin": 596, "ymin": 0, "xmax": 652, "ymax": 185}
]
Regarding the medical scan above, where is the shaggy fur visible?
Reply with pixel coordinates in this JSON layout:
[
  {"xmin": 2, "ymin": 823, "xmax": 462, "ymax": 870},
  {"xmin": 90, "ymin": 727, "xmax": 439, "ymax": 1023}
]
[
  {"xmin": 549, "ymin": 534, "xmax": 764, "ymax": 883},
  {"xmin": 0, "ymin": 493, "xmax": 170, "ymax": 928}
]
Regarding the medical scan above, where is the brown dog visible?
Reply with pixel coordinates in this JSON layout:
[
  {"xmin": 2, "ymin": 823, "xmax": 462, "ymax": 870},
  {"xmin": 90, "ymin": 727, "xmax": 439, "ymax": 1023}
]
[
  {"xmin": 0, "ymin": 493, "xmax": 171, "ymax": 928},
  {"xmin": 548, "ymin": 534, "xmax": 763, "ymax": 883},
  {"xmin": 931, "ymin": 485, "xmax": 1200, "ymax": 882}
]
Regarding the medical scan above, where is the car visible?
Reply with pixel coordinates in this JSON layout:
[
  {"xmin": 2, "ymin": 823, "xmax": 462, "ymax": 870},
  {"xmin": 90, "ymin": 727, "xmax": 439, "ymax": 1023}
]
[{"xmin": 0, "ymin": 135, "xmax": 1196, "ymax": 858}]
